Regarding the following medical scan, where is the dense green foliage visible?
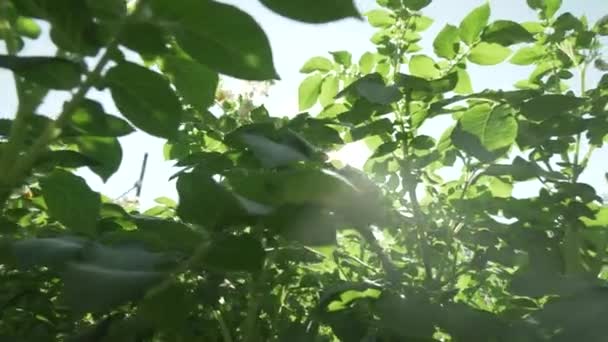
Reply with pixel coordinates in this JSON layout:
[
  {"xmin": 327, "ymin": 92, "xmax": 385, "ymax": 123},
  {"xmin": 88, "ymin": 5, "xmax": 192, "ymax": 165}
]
[{"xmin": 1, "ymin": 0, "xmax": 608, "ymax": 341}]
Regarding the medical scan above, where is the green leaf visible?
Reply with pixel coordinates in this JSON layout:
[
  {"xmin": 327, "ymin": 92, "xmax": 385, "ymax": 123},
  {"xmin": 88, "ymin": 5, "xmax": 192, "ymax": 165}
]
[
  {"xmin": 259, "ymin": 0, "xmax": 360, "ymax": 23},
  {"xmin": 409, "ymin": 54, "xmax": 440, "ymax": 79},
  {"xmin": 162, "ymin": 55, "xmax": 219, "ymax": 112},
  {"xmin": 365, "ymin": 9, "xmax": 395, "ymax": 27},
  {"xmin": 519, "ymin": 94, "xmax": 584, "ymax": 121},
  {"xmin": 338, "ymin": 74, "xmax": 400, "ymax": 105},
  {"xmin": 65, "ymin": 99, "xmax": 134, "ymax": 137},
  {"xmin": 12, "ymin": 237, "xmax": 85, "ymax": 268},
  {"xmin": 330, "ymin": 51, "xmax": 352, "ymax": 67},
  {"xmin": 510, "ymin": 45, "xmax": 546, "ymax": 65},
  {"xmin": 528, "ymin": 0, "xmax": 562, "ymax": 19},
  {"xmin": 459, "ymin": 2, "xmax": 491, "ymax": 45},
  {"xmin": 462, "ymin": 105, "xmax": 517, "ymax": 151},
  {"xmin": 240, "ymin": 133, "xmax": 308, "ymax": 168},
  {"xmin": 481, "ymin": 20, "xmax": 535, "ymax": 46},
  {"xmin": 468, "ymin": 42, "xmax": 511, "ymax": 65},
  {"xmin": 151, "ymin": 0, "xmax": 278, "ymax": 80},
  {"xmin": 320, "ymin": 75, "xmax": 340, "ymax": 107},
  {"xmin": 455, "ymin": 68, "xmax": 473, "ymax": 94},
  {"xmin": 414, "ymin": 16, "xmax": 434, "ymax": 31},
  {"xmin": 41, "ymin": 169, "xmax": 101, "ymax": 235},
  {"xmin": 434, "ymin": 24, "xmax": 461, "ymax": 59},
  {"xmin": 299, "ymin": 74, "xmax": 324, "ymax": 110},
  {"xmin": 300, "ymin": 56, "xmax": 334, "ymax": 73},
  {"xmin": 62, "ymin": 262, "xmax": 163, "ymax": 314},
  {"xmin": 402, "ymin": 0, "xmax": 432, "ymax": 10},
  {"xmin": 119, "ymin": 21, "xmax": 168, "ymax": 56},
  {"xmin": 105, "ymin": 61, "xmax": 182, "ymax": 139},
  {"xmin": 351, "ymin": 119, "xmax": 393, "ymax": 141},
  {"xmin": 15, "ymin": 16, "xmax": 41, "ymax": 39},
  {"xmin": 273, "ymin": 168, "xmax": 360, "ymax": 207},
  {"xmin": 132, "ymin": 216, "xmax": 203, "ymax": 254},
  {"xmin": 0, "ymin": 55, "xmax": 83, "ymax": 89},
  {"xmin": 359, "ymin": 52, "xmax": 376, "ymax": 74},
  {"xmin": 176, "ymin": 168, "xmax": 271, "ymax": 229},
  {"xmin": 73, "ymin": 136, "xmax": 122, "ymax": 182},
  {"xmin": 36, "ymin": 150, "xmax": 100, "ymax": 170},
  {"xmin": 203, "ymin": 234, "xmax": 265, "ymax": 272}
]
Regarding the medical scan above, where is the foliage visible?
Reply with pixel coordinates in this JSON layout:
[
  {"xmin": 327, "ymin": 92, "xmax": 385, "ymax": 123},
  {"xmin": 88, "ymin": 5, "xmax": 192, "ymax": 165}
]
[{"xmin": 1, "ymin": 0, "xmax": 608, "ymax": 341}]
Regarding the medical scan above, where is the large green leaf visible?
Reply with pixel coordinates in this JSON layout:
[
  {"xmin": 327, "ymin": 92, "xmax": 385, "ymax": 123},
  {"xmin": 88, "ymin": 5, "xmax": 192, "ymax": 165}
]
[
  {"xmin": 330, "ymin": 51, "xmax": 353, "ymax": 67},
  {"xmin": 300, "ymin": 56, "xmax": 334, "ymax": 73},
  {"xmin": 510, "ymin": 45, "xmax": 546, "ymax": 65},
  {"xmin": 255, "ymin": 167, "xmax": 360, "ymax": 208},
  {"xmin": 268, "ymin": 205, "xmax": 338, "ymax": 246},
  {"xmin": 319, "ymin": 75, "xmax": 340, "ymax": 107},
  {"xmin": 299, "ymin": 74, "xmax": 324, "ymax": 110},
  {"xmin": 162, "ymin": 56, "xmax": 219, "ymax": 112},
  {"xmin": 409, "ymin": 54, "xmax": 440, "ymax": 79},
  {"xmin": 468, "ymin": 42, "xmax": 511, "ymax": 65},
  {"xmin": 0, "ymin": 55, "xmax": 84, "ymax": 89},
  {"xmin": 73, "ymin": 136, "xmax": 123, "ymax": 182},
  {"xmin": 119, "ymin": 21, "xmax": 168, "ymax": 56},
  {"xmin": 41, "ymin": 169, "xmax": 101, "ymax": 235},
  {"xmin": 62, "ymin": 262, "xmax": 163, "ymax": 314},
  {"xmin": 365, "ymin": 9, "xmax": 395, "ymax": 27},
  {"xmin": 455, "ymin": 68, "xmax": 473, "ymax": 94},
  {"xmin": 260, "ymin": 0, "xmax": 360, "ymax": 23},
  {"xmin": 202, "ymin": 234, "xmax": 265, "ymax": 272},
  {"xmin": 176, "ymin": 168, "xmax": 272, "ymax": 229},
  {"xmin": 459, "ymin": 2, "xmax": 491, "ymax": 45},
  {"xmin": 461, "ymin": 105, "xmax": 517, "ymax": 151},
  {"xmin": 434, "ymin": 24, "xmax": 460, "ymax": 59},
  {"xmin": 452, "ymin": 105, "xmax": 517, "ymax": 161},
  {"xmin": 36, "ymin": 150, "xmax": 100, "ymax": 170},
  {"xmin": 527, "ymin": 0, "xmax": 562, "ymax": 19},
  {"xmin": 337, "ymin": 74, "xmax": 400, "ymax": 105},
  {"xmin": 132, "ymin": 215, "xmax": 203, "ymax": 254},
  {"xmin": 240, "ymin": 133, "xmax": 308, "ymax": 168},
  {"xmin": 358, "ymin": 52, "xmax": 377, "ymax": 74},
  {"xmin": 519, "ymin": 94, "xmax": 584, "ymax": 121},
  {"xmin": 105, "ymin": 61, "xmax": 182, "ymax": 139},
  {"xmin": 351, "ymin": 119, "xmax": 393, "ymax": 141},
  {"xmin": 12, "ymin": 237, "xmax": 85, "ymax": 268},
  {"xmin": 65, "ymin": 99, "xmax": 134, "ymax": 137},
  {"xmin": 151, "ymin": 0, "xmax": 278, "ymax": 80},
  {"xmin": 481, "ymin": 20, "xmax": 535, "ymax": 46}
]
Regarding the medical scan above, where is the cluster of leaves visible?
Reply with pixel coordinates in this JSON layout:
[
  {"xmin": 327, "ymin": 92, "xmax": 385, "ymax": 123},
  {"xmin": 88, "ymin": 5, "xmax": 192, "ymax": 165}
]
[{"xmin": 0, "ymin": 0, "xmax": 608, "ymax": 341}]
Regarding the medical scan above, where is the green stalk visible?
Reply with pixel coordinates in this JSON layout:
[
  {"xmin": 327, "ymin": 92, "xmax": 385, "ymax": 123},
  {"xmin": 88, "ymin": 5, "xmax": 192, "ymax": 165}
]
[
  {"xmin": 562, "ymin": 60, "xmax": 591, "ymax": 275},
  {"xmin": 243, "ymin": 255, "xmax": 272, "ymax": 342},
  {"xmin": 214, "ymin": 310, "xmax": 234, "ymax": 342}
]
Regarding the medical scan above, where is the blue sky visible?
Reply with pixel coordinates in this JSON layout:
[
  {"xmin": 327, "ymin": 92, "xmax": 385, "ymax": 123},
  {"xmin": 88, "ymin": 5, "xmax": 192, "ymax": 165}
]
[{"xmin": 1, "ymin": 0, "xmax": 606, "ymax": 208}]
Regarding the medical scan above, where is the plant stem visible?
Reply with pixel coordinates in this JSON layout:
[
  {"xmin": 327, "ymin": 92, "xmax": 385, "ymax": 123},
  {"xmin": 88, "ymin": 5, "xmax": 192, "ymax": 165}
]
[
  {"xmin": 214, "ymin": 310, "xmax": 234, "ymax": 342},
  {"xmin": 243, "ymin": 256, "xmax": 272, "ymax": 342}
]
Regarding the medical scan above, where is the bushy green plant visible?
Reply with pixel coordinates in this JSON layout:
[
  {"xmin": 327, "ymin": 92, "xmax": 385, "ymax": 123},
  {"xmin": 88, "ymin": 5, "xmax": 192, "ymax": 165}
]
[{"xmin": 1, "ymin": 0, "xmax": 607, "ymax": 341}]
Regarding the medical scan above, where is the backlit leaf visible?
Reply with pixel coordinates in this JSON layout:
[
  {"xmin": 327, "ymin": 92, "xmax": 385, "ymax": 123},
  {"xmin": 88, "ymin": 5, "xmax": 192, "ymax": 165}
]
[
  {"xmin": 41, "ymin": 169, "xmax": 101, "ymax": 235},
  {"xmin": 434, "ymin": 24, "xmax": 461, "ymax": 59},
  {"xmin": 459, "ymin": 2, "xmax": 491, "ymax": 45},
  {"xmin": 300, "ymin": 56, "xmax": 334, "ymax": 73},
  {"xmin": 299, "ymin": 74, "xmax": 324, "ymax": 110},
  {"xmin": 468, "ymin": 42, "xmax": 511, "ymax": 65},
  {"xmin": 106, "ymin": 61, "xmax": 182, "ymax": 138},
  {"xmin": 260, "ymin": 0, "xmax": 360, "ymax": 23},
  {"xmin": 0, "ymin": 55, "xmax": 83, "ymax": 89}
]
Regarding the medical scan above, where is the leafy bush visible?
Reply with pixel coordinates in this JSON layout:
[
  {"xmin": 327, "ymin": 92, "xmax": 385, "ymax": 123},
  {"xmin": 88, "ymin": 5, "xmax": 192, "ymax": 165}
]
[{"xmin": 1, "ymin": 0, "xmax": 608, "ymax": 341}]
